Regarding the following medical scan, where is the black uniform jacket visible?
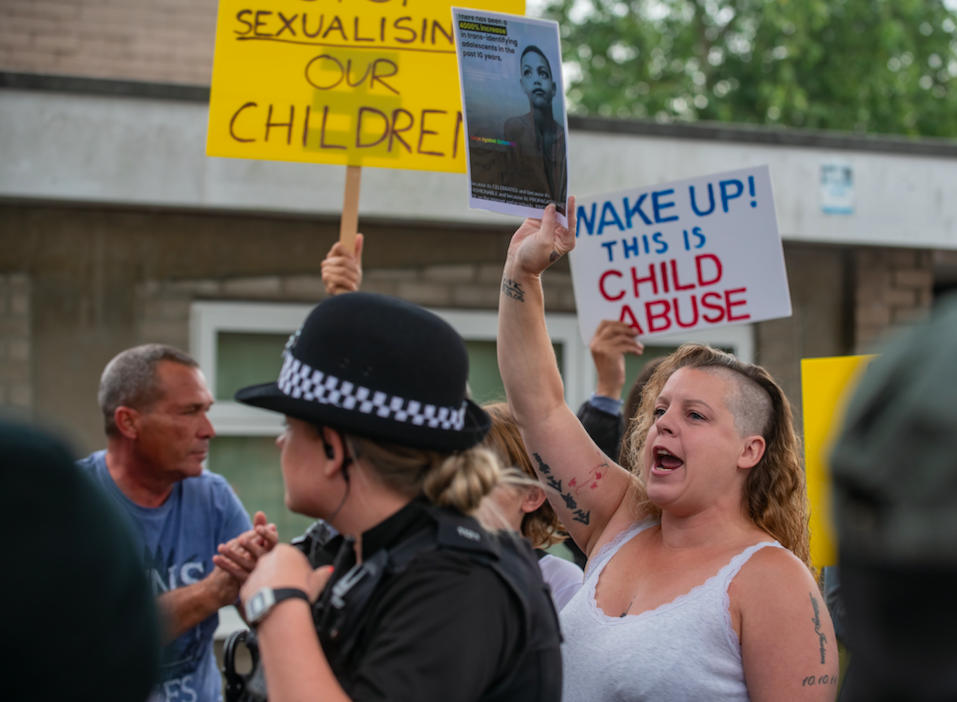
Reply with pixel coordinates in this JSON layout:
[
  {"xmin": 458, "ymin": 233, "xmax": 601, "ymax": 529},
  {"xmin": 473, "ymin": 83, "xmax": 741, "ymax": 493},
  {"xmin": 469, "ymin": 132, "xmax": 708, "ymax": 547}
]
[{"xmin": 321, "ymin": 497, "xmax": 563, "ymax": 702}]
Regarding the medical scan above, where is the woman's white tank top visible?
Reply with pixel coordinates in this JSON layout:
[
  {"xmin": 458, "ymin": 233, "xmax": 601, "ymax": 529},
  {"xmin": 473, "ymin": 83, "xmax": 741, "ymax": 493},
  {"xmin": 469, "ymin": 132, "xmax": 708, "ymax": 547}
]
[{"xmin": 559, "ymin": 519, "xmax": 782, "ymax": 702}]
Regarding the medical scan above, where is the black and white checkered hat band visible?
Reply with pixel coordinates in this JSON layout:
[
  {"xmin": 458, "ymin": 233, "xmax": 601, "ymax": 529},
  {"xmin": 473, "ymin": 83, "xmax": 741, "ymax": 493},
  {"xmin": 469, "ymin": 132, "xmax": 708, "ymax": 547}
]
[{"xmin": 277, "ymin": 353, "xmax": 467, "ymax": 431}]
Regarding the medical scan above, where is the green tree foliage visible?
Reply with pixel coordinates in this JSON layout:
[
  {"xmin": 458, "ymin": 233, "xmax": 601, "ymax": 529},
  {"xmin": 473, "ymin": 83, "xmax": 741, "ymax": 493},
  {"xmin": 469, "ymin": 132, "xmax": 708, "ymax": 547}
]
[{"xmin": 540, "ymin": 0, "xmax": 957, "ymax": 136}]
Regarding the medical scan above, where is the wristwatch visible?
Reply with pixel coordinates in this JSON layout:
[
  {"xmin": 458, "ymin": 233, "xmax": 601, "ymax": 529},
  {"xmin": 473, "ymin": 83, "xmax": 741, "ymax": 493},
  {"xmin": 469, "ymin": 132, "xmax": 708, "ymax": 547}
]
[{"xmin": 245, "ymin": 587, "xmax": 310, "ymax": 626}]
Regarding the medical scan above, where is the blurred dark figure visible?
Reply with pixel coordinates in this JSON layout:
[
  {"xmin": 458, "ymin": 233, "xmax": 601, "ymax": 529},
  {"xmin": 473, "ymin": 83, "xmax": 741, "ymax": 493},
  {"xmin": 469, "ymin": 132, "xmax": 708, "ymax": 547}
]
[
  {"xmin": 1, "ymin": 419, "xmax": 159, "ymax": 702},
  {"xmin": 831, "ymin": 294, "xmax": 957, "ymax": 701}
]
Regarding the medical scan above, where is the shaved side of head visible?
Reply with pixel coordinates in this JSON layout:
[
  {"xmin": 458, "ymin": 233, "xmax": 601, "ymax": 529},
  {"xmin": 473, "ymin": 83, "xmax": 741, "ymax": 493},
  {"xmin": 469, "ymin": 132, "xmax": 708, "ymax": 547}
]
[{"xmin": 706, "ymin": 366, "xmax": 773, "ymax": 440}]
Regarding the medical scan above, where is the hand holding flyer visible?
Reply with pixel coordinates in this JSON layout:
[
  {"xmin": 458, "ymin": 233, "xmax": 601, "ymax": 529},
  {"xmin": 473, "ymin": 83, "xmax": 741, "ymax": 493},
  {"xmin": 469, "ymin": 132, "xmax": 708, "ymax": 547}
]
[{"xmin": 452, "ymin": 8, "xmax": 569, "ymax": 223}]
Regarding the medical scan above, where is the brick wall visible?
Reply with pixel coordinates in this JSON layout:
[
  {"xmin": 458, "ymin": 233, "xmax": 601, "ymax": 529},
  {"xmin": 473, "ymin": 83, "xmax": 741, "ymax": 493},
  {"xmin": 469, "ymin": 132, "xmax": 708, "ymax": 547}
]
[
  {"xmin": 0, "ymin": 274, "xmax": 33, "ymax": 411},
  {"xmin": 1, "ymin": 0, "xmax": 218, "ymax": 85},
  {"xmin": 854, "ymin": 247, "xmax": 934, "ymax": 353},
  {"xmin": 755, "ymin": 244, "xmax": 850, "ymax": 429},
  {"xmin": 134, "ymin": 266, "xmax": 575, "ymax": 347}
]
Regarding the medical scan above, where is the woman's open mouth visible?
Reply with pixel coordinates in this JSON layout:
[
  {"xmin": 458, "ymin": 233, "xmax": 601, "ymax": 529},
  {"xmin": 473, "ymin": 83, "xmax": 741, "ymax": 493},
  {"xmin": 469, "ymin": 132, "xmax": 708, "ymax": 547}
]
[{"xmin": 652, "ymin": 447, "xmax": 684, "ymax": 474}]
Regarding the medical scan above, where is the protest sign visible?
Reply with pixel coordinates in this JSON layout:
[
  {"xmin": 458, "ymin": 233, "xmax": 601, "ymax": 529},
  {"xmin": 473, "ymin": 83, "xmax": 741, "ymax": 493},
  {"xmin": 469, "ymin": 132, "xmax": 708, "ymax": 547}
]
[
  {"xmin": 569, "ymin": 166, "xmax": 790, "ymax": 345},
  {"xmin": 801, "ymin": 354, "xmax": 874, "ymax": 570},
  {"xmin": 207, "ymin": 0, "xmax": 524, "ymax": 173},
  {"xmin": 452, "ymin": 8, "xmax": 569, "ymax": 223}
]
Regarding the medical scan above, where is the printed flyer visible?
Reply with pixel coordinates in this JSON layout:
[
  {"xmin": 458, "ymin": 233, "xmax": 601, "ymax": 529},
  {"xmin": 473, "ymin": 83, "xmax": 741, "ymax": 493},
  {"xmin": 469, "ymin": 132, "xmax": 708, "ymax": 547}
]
[{"xmin": 452, "ymin": 8, "xmax": 569, "ymax": 222}]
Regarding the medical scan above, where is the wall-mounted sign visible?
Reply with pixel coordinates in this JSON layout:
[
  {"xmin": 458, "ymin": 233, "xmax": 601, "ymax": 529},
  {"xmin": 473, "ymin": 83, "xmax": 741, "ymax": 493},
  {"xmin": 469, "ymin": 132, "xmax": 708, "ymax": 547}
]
[{"xmin": 820, "ymin": 159, "xmax": 854, "ymax": 215}]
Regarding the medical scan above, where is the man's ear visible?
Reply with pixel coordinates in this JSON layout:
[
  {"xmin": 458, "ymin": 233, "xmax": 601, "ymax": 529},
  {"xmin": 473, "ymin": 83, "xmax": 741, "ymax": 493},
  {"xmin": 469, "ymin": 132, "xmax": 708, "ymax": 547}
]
[
  {"xmin": 737, "ymin": 435, "xmax": 766, "ymax": 471},
  {"xmin": 520, "ymin": 485, "xmax": 548, "ymax": 515},
  {"xmin": 114, "ymin": 406, "xmax": 140, "ymax": 440}
]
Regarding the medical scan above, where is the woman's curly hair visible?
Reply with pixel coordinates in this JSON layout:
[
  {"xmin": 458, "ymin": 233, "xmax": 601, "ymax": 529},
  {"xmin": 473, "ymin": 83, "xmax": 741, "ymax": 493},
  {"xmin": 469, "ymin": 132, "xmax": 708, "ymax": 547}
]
[{"xmin": 620, "ymin": 343, "xmax": 812, "ymax": 571}]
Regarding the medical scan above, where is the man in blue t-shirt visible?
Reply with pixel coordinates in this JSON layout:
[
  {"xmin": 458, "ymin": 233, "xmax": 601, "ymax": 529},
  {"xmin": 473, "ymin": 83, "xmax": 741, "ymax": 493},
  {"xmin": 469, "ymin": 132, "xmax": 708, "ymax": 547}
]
[{"xmin": 79, "ymin": 344, "xmax": 278, "ymax": 702}]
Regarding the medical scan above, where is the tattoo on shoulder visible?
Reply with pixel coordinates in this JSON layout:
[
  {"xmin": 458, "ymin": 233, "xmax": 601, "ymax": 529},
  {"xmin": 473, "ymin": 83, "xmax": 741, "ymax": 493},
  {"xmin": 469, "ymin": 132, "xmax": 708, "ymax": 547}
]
[
  {"xmin": 502, "ymin": 278, "xmax": 525, "ymax": 302},
  {"xmin": 810, "ymin": 593, "xmax": 827, "ymax": 664}
]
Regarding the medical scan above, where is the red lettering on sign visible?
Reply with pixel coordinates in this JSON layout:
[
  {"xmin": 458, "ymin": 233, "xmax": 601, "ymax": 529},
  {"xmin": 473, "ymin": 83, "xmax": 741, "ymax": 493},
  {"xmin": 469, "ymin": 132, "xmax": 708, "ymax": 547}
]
[
  {"xmin": 619, "ymin": 304, "xmax": 645, "ymax": 334},
  {"xmin": 673, "ymin": 296, "xmax": 699, "ymax": 328},
  {"xmin": 725, "ymin": 287, "xmax": 750, "ymax": 321},
  {"xmin": 696, "ymin": 254, "xmax": 723, "ymax": 286},
  {"xmin": 701, "ymin": 291, "xmax": 725, "ymax": 323},
  {"xmin": 599, "ymin": 270, "xmax": 625, "ymax": 301},
  {"xmin": 645, "ymin": 300, "xmax": 672, "ymax": 333},
  {"xmin": 631, "ymin": 264, "xmax": 659, "ymax": 298},
  {"xmin": 670, "ymin": 259, "xmax": 695, "ymax": 291}
]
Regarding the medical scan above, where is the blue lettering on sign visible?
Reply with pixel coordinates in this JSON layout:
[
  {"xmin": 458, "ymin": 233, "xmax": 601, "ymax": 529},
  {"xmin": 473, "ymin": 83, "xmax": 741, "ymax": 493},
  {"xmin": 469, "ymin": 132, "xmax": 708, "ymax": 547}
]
[
  {"xmin": 622, "ymin": 237, "xmax": 640, "ymax": 259},
  {"xmin": 577, "ymin": 203, "xmax": 597, "ymax": 236},
  {"xmin": 601, "ymin": 241, "xmax": 617, "ymax": 261},
  {"xmin": 652, "ymin": 232, "xmax": 668, "ymax": 253},
  {"xmin": 623, "ymin": 194, "xmax": 653, "ymax": 227},
  {"xmin": 689, "ymin": 183, "xmax": 716, "ymax": 216},
  {"xmin": 719, "ymin": 179, "xmax": 744, "ymax": 212},
  {"xmin": 652, "ymin": 189, "xmax": 679, "ymax": 223},
  {"xmin": 598, "ymin": 201, "xmax": 626, "ymax": 235},
  {"xmin": 597, "ymin": 232, "xmax": 670, "ymax": 263}
]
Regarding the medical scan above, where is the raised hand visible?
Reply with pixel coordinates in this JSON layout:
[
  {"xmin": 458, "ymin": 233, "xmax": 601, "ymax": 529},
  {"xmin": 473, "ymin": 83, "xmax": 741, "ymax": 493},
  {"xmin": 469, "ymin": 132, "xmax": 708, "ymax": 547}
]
[
  {"xmin": 590, "ymin": 320, "xmax": 645, "ymax": 400},
  {"xmin": 507, "ymin": 198, "xmax": 577, "ymax": 279},
  {"xmin": 320, "ymin": 233, "xmax": 364, "ymax": 295}
]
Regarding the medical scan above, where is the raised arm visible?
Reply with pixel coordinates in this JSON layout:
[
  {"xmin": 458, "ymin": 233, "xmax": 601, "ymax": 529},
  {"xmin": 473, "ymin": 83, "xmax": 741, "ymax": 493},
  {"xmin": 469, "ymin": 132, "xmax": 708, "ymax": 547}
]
[{"xmin": 497, "ymin": 201, "xmax": 637, "ymax": 557}]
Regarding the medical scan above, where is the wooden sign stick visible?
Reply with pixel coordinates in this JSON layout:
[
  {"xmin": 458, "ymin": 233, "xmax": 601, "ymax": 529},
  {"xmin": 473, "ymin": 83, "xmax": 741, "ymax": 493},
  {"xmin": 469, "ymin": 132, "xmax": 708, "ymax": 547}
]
[{"xmin": 339, "ymin": 165, "xmax": 362, "ymax": 254}]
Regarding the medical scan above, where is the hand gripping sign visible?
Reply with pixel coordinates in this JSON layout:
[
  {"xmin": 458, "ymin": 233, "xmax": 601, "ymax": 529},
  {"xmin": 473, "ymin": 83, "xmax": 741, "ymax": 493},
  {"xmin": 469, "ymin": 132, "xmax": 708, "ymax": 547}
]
[
  {"xmin": 569, "ymin": 166, "xmax": 792, "ymax": 346},
  {"xmin": 208, "ymin": 0, "xmax": 524, "ymax": 173}
]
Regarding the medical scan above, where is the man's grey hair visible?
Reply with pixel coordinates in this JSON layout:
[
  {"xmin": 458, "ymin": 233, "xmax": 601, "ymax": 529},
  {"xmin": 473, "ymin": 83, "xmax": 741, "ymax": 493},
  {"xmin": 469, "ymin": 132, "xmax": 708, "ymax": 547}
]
[{"xmin": 98, "ymin": 344, "xmax": 199, "ymax": 437}]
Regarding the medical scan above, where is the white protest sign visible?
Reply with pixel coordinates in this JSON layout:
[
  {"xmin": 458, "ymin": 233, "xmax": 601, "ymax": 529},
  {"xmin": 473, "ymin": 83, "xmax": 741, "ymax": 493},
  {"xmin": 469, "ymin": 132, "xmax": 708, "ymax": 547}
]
[
  {"xmin": 452, "ymin": 8, "xmax": 569, "ymax": 224},
  {"xmin": 569, "ymin": 166, "xmax": 791, "ymax": 346}
]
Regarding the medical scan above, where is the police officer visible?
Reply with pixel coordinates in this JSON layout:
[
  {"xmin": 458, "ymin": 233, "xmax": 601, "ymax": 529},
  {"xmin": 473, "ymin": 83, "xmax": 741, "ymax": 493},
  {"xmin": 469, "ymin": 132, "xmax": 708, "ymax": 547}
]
[{"xmin": 231, "ymin": 292, "xmax": 563, "ymax": 702}]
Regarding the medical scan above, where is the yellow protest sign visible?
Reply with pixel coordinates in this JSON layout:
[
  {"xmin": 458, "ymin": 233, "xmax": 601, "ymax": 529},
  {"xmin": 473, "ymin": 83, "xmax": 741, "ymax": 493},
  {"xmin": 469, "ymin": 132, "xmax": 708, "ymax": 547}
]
[
  {"xmin": 800, "ymin": 355, "xmax": 874, "ymax": 571},
  {"xmin": 208, "ymin": 0, "xmax": 525, "ymax": 172}
]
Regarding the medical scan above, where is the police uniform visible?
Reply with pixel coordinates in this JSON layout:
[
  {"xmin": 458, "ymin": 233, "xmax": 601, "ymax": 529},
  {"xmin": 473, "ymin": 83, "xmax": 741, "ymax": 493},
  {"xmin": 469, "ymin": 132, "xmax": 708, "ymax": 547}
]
[
  {"xmin": 315, "ymin": 497, "xmax": 562, "ymax": 702},
  {"xmin": 232, "ymin": 293, "xmax": 564, "ymax": 702}
]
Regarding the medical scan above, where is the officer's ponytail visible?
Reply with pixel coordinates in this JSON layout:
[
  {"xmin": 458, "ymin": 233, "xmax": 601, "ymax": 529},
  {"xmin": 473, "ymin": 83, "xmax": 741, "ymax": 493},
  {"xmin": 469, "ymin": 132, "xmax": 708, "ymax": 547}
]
[
  {"xmin": 344, "ymin": 435, "xmax": 501, "ymax": 515},
  {"xmin": 422, "ymin": 447, "xmax": 500, "ymax": 514}
]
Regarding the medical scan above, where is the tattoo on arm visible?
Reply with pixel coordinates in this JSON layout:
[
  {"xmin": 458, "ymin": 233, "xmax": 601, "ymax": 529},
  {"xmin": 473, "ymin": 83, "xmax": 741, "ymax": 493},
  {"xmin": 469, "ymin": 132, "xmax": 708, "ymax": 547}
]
[
  {"xmin": 530, "ymin": 452, "xmax": 608, "ymax": 527},
  {"xmin": 502, "ymin": 278, "xmax": 525, "ymax": 302},
  {"xmin": 532, "ymin": 453, "xmax": 551, "ymax": 475},
  {"xmin": 801, "ymin": 674, "xmax": 837, "ymax": 687},
  {"xmin": 810, "ymin": 593, "xmax": 828, "ymax": 664},
  {"xmin": 549, "ymin": 251, "xmax": 562, "ymax": 263}
]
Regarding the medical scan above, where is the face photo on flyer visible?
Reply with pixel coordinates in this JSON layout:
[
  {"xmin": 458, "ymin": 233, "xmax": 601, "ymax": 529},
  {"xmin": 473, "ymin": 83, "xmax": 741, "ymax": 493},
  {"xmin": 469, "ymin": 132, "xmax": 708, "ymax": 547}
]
[{"xmin": 452, "ymin": 8, "xmax": 569, "ymax": 224}]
